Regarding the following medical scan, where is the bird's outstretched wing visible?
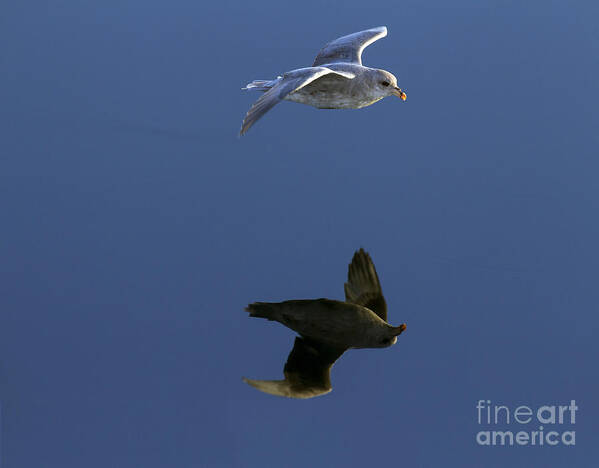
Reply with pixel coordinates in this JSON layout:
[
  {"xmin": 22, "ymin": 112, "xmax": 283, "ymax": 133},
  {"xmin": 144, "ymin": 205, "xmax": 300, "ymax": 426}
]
[
  {"xmin": 243, "ymin": 336, "xmax": 346, "ymax": 398},
  {"xmin": 344, "ymin": 248, "xmax": 388, "ymax": 321},
  {"xmin": 312, "ymin": 26, "xmax": 387, "ymax": 67},
  {"xmin": 240, "ymin": 67, "xmax": 355, "ymax": 135}
]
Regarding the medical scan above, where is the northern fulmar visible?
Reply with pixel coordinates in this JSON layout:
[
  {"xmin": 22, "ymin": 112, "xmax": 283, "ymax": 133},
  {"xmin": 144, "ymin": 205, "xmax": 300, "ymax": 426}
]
[
  {"xmin": 243, "ymin": 248, "xmax": 407, "ymax": 399},
  {"xmin": 239, "ymin": 26, "xmax": 407, "ymax": 135}
]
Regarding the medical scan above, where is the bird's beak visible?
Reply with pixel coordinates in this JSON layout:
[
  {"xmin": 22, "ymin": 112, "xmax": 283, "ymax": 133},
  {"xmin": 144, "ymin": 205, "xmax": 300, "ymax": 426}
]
[
  {"xmin": 393, "ymin": 87, "xmax": 407, "ymax": 101},
  {"xmin": 392, "ymin": 324, "xmax": 407, "ymax": 336}
]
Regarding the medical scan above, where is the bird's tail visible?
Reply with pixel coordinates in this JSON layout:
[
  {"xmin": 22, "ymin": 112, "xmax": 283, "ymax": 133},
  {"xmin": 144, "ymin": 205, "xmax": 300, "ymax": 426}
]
[
  {"xmin": 245, "ymin": 302, "xmax": 280, "ymax": 321},
  {"xmin": 242, "ymin": 79, "xmax": 276, "ymax": 91}
]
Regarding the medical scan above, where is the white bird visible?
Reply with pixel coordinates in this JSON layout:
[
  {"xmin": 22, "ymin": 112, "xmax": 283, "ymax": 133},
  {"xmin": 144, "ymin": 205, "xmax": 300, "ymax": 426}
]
[
  {"xmin": 243, "ymin": 249, "xmax": 407, "ymax": 399},
  {"xmin": 240, "ymin": 26, "xmax": 407, "ymax": 135}
]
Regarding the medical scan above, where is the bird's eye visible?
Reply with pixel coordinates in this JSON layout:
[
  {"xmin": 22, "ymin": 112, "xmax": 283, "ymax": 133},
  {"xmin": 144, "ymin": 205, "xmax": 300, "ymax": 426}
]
[{"xmin": 381, "ymin": 81, "xmax": 390, "ymax": 87}]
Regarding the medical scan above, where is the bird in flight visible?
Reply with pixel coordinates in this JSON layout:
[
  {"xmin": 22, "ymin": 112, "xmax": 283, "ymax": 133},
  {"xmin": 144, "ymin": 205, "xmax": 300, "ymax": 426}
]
[
  {"xmin": 239, "ymin": 26, "xmax": 407, "ymax": 135},
  {"xmin": 243, "ymin": 248, "xmax": 407, "ymax": 398}
]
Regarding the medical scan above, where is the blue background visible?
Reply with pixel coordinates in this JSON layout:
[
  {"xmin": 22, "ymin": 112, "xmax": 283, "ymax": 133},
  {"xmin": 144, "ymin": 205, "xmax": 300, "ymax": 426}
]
[{"xmin": 1, "ymin": 0, "xmax": 598, "ymax": 466}]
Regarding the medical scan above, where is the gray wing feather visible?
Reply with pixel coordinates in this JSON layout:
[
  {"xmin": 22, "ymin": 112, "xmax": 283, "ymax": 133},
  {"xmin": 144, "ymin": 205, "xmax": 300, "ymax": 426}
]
[
  {"xmin": 239, "ymin": 67, "xmax": 354, "ymax": 135},
  {"xmin": 239, "ymin": 79, "xmax": 296, "ymax": 136},
  {"xmin": 312, "ymin": 26, "xmax": 387, "ymax": 66},
  {"xmin": 344, "ymin": 248, "xmax": 388, "ymax": 321}
]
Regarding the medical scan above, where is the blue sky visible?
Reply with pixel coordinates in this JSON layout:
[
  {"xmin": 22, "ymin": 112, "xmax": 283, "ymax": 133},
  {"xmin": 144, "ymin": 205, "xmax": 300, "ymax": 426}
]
[{"xmin": 1, "ymin": 0, "xmax": 598, "ymax": 466}]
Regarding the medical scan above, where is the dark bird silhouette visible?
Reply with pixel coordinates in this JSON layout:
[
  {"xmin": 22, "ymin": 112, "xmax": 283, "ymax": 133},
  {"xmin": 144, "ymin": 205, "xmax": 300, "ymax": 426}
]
[{"xmin": 243, "ymin": 248, "xmax": 407, "ymax": 398}]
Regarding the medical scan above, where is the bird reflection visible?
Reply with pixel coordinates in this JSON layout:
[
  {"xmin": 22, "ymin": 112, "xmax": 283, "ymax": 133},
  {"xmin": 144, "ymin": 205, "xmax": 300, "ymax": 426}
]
[{"xmin": 243, "ymin": 248, "xmax": 407, "ymax": 399}]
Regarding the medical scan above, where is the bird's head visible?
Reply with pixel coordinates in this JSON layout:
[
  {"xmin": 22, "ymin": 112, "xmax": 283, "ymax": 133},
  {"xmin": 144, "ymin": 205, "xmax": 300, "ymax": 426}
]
[
  {"xmin": 372, "ymin": 69, "xmax": 407, "ymax": 101},
  {"xmin": 375, "ymin": 323, "xmax": 407, "ymax": 347}
]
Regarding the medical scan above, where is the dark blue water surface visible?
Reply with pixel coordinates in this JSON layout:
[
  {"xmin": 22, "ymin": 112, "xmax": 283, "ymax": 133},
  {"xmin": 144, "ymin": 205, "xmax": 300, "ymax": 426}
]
[{"xmin": 1, "ymin": 0, "xmax": 598, "ymax": 466}]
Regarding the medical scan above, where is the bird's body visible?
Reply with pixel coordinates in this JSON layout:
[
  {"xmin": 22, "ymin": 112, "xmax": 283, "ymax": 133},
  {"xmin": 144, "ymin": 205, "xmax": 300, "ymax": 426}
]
[
  {"xmin": 265, "ymin": 63, "xmax": 389, "ymax": 109},
  {"xmin": 247, "ymin": 298, "xmax": 396, "ymax": 349},
  {"xmin": 243, "ymin": 249, "xmax": 407, "ymax": 399},
  {"xmin": 240, "ymin": 27, "xmax": 407, "ymax": 135}
]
